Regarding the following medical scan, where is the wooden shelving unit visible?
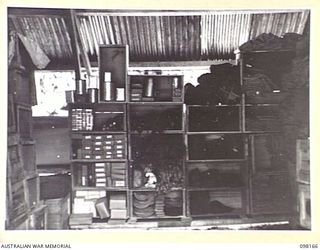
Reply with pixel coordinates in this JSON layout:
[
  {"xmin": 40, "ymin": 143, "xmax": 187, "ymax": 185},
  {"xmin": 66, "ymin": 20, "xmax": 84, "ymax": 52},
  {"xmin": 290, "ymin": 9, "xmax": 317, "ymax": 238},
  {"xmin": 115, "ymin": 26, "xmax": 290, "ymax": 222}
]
[
  {"xmin": 185, "ymin": 99, "xmax": 248, "ymax": 217},
  {"xmin": 69, "ymin": 45, "xmax": 186, "ymax": 223},
  {"xmin": 68, "ymin": 45, "xmax": 295, "ymax": 227},
  {"xmin": 239, "ymin": 49, "xmax": 294, "ymax": 217}
]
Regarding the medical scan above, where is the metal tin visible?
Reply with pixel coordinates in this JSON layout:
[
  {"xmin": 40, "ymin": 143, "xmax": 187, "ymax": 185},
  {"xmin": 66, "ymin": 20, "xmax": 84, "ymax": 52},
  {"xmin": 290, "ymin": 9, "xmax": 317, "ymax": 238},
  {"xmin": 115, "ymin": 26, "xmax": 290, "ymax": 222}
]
[
  {"xmin": 89, "ymin": 75, "xmax": 99, "ymax": 89},
  {"xmin": 65, "ymin": 90, "xmax": 74, "ymax": 103},
  {"xmin": 116, "ymin": 88, "xmax": 125, "ymax": 101},
  {"xmin": 103, "ymin": 81, "xmax": 114, "ymax": 101},
  {"xmin": 88, "ymin": 88, "xmax": 99, "ymax": 103},
  {"xmin": 76, "ymin": 80, "xmax": 86, "ymax": 95},
  {"xmin": 103, "ymin": 72, "xmax": 115, "ymax": 101},
  {"xmin": 145, "ymin": 78, "xmax": 154, "ymax": 97},
  {"xmin": 173, "ymin": 77, "xmax": 179, "ymax": 89}
]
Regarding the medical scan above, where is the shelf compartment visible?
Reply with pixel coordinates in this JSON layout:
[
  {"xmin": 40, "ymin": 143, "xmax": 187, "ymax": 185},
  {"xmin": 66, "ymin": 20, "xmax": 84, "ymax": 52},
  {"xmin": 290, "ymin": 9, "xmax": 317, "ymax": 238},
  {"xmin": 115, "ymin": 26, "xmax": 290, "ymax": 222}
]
[
  {"xmin": 73, "ymin": 162, "xmax": 127, "ymax": 188},
  {"xmin": 129, "ymin": 75, "xmax": 183, "ymax": 102},
  {"xmin": 249, "ymin": 134, "xmax": 291, "ymax": 215},
  {"xmin": 130, "ymin": 160, "xmax": 184, "ymax": 190},
  {"xmin": 70, "ymin": 104, "xmax": 126, "ymax": 132},
  {"xmin": 129, "ymin": 104, "xmax": 182, "ymax": 132},
  {"xmin": 245, "ymin": 105, "xmax": 281, "ymax": 132},
  {"xmin": 187, "ymin": 134, "xmax": 244, "ymax": 160},
  {"xmin": 99, "ymin": 45, "xmax": 128, "ymax": 102},
  {"xmin": 187, "ymin": 162, "xmax": 244, "ymax": 189},
  {"xmin": 132, "ymin": 190, "xmax": 183, "ymax": 218},
  {"xmin": 189, "ymin": 190, "xmax": 244, "ymax": 216},
  {"xmin": 250, "ymin": 134, "xmax": 287, "ymax": 173},
  {"xmin": 131, "ymin": 134, "xmax": 184, "ymax": 161},
  {"xmin": 72, "ymin": 189, "xmax": 107, "ymax": 218},
  {"xmin": 72, "ymin": 133, "xmax": 127, "ymax": 160},
  {"xmin": 188, "ymin": 106, "xmax": 240, "ymax": 132},
  {"xmin": 93, "ymin": 105, "xmax": 125, "ymax": 132},
  {"xmin": 250, "ymin": 173, "xmax": 292, "ymax": 215}
]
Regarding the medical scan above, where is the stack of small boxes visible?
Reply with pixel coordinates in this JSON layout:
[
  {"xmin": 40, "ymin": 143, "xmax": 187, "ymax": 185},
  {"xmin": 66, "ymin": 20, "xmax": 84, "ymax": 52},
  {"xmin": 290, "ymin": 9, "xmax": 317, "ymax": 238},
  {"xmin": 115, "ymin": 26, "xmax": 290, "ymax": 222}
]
[
  {"xmin": 93, "ymin": 163, "xmax": 127, "ymax": 188},
  {"xmin": 71, "ymin": 108, "xmax": 93, "ymax": 131},
  {"xmin": 73, "ymin": 190, "xmax": 106, "ymax": 217},
  {"xmin": 78, "ymin": 134, "xmax": 125, "ymax": 160},
  {"xmin": 155, "ymin": 194, "xmax": 165, "ymax": 217},
  {"xmin": 95, "ymin": 163, "xmax": 107, "ymax": 187},
  {"xmin": 110, "ymin": 163, "xmax": 126, "ymax": 188},
  {"xmin": 109, "ymin": 193, "xmax": 127, "ymax": 220},
  {"xmin": 130, "ymin": 83, "xmax": 144, "ymax": 101}
]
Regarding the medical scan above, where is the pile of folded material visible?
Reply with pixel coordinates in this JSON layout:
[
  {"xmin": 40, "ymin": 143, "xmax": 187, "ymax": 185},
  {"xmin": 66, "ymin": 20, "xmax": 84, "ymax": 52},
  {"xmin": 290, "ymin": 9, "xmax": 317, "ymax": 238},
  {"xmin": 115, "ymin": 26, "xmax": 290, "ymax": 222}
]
[
  {"xmin": 133, "ymin": 192, "xmax": 155, "ymax": 218},
  {"xmin": 154, "ymin": 194, "xmax": 165, "ymax": 217},
  {"xmin": 164, "ymin": 191, "xmax": 182, "ymax": 216}
]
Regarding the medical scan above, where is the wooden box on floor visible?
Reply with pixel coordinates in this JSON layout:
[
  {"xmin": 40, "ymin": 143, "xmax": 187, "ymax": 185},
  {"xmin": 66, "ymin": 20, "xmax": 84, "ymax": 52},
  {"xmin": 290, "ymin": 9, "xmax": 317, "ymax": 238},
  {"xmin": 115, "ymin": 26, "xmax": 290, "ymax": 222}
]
[
  {"xmin": 298, "ymin": 183, "xmax": 310, "ymax": 229},
  {"xmin": 44, "ymin": 194, "xmax": 69, "ymax": 230}
]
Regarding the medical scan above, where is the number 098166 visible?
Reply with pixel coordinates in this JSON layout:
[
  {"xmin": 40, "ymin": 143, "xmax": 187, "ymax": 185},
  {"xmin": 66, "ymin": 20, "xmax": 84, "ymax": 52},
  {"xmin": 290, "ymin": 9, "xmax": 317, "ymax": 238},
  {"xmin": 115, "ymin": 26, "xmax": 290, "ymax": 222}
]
[{"xmin": 300, "ymin": 244, "xmax": 318, "ymax": 248}]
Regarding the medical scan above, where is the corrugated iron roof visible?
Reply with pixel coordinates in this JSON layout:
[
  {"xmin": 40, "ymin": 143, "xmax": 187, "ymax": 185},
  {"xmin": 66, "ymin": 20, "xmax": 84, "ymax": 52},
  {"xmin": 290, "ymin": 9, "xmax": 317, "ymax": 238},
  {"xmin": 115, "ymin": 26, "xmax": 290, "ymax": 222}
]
[
  {"xmin": 75, "ymin": 10, "xmax": 309, "ymax": 61},
  {"xmin": 8, "ymin": 9, "xmax": 310, "ymax": 63},
  {"xmin": 76, "ymin": 15, "xmax": 201, "ymax": 61},
  {"xmin": 249, "ymin": 11, "xmax": 309, "ymax": 39},
  {"xmin": 9, "ymin": 16, "xmax": 73, "ymax": 60}
]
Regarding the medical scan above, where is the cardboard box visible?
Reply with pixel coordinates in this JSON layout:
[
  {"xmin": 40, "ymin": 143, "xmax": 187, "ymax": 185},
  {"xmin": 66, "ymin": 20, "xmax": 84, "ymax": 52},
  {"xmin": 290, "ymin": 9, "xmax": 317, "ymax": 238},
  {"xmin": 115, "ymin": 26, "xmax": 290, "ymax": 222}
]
[
  {"xmin": 95, "ymin": 197, "xmax": 110, "ymax": 219},
  {"xmin": 110, "ymin": 209, "xmax": 127, "ymax": 219}
]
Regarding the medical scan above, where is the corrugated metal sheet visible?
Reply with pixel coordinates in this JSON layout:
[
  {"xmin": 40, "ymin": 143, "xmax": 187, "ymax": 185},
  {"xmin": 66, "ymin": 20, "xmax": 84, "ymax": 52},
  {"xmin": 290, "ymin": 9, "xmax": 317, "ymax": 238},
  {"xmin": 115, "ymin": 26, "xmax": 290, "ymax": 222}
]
[
  {"xmin": 201, "ymin": 14, "xmax": 252, "ymax": 59},
  {"xmin": 249, "ymin": 11, "xmax": 309, "ymax": 39},
  {"xmin": 9, "ymin": 16, "xmax": 73, "ymax": 60},
  {"xmin": 77, "ymin": 15, "xmax": 201, "ymax": 61},
  {"xmin": 8, "ymin": 10, "xmax": 309, "ymax": 62},
  {"xmin": 76, "ymin": 10, "xmax": 309, "ymax": 61}
]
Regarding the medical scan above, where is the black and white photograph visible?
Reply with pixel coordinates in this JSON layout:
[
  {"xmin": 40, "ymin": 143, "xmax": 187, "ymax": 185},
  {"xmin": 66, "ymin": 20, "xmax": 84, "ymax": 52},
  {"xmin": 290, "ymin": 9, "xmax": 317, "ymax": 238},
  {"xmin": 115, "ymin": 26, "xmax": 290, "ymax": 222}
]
[{"xmin": 4, "ymin": 4, "xmax": 314, "ymax": 237}]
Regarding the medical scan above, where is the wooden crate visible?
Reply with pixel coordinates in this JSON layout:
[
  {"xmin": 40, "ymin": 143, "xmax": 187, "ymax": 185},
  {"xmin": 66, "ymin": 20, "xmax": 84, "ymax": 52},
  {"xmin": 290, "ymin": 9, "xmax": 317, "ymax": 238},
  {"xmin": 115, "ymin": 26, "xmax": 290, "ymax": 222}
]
[
  {"xmin": 296, "ymin": 139, "xmax": 310, "ymax": 184},
  {"xmin": 298, "ymin": 183, "xmax": 311, "ymax": 229},
  {"xmin": 44, "ymin": 194, "xmax": 69, "ymax": 230},
  {"xmin": 28, "ymin": 205, "xmax": 47, "ymax": 230}
]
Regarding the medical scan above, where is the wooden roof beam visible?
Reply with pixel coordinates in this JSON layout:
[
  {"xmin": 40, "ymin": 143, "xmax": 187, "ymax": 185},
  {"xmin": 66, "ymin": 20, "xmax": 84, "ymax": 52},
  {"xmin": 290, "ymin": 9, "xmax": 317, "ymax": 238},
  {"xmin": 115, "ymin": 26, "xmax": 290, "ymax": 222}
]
[{"xmin": 8, "ymin": 7, "xmax": 71, "ymax": 18}]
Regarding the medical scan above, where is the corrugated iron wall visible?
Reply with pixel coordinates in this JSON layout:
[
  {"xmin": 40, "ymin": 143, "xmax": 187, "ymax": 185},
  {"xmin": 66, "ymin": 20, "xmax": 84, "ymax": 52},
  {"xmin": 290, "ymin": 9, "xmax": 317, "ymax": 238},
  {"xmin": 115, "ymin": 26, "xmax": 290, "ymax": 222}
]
[{"xmin": 8, "ymin": 10, "xmax": 310, "ymax": 62}]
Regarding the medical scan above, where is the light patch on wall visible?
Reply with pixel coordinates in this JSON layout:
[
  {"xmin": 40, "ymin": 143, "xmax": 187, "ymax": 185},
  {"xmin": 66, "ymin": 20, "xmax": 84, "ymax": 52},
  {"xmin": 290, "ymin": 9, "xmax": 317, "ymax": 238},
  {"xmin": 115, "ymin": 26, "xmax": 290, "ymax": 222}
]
[{"xmin": 32, "ymin": 71, "xmax": 75, "ymax": 117}]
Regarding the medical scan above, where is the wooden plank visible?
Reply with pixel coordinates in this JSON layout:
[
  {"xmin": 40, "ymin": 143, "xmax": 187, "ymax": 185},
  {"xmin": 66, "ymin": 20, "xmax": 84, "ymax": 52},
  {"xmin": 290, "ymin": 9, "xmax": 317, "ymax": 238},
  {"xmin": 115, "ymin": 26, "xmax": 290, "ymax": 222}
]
[
  {"xmin": 129, "ymin": 60, "xmax": 235, "ymax": 68},
  {"xmin": 75, "ymin": 10, "xmax": 308, "ymax": 17},
  {"xmin": 70, "ymin": 9, "xmax": 91, "ymax": 77},
  {"xmin": 8, "ymin": 8, "xmax": 70, "ymax": 18}
]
